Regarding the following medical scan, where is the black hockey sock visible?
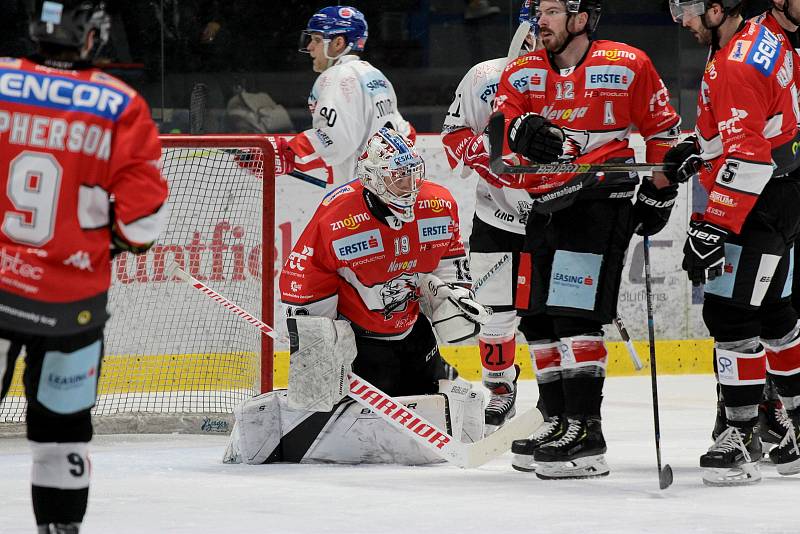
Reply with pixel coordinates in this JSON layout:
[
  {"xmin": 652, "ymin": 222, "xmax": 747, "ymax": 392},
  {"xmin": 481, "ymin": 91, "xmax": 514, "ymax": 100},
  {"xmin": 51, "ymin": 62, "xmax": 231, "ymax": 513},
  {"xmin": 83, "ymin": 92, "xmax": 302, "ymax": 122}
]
[
  {"xmin": 537, "ymin": 379, "xmax": 565, "ymax": 416},
  {"xmin": 32, "ymin": 486, "xmax": 88, "ymax": 526},
  {"xmin": 563, "ymin": 375, "xmax": 604, "ymax": 418}
]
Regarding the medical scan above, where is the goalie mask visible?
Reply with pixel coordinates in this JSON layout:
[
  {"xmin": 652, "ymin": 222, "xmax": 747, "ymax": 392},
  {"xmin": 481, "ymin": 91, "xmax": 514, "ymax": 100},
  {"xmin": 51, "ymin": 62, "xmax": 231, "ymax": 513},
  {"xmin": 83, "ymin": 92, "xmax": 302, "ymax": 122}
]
[
  {"xmin": 357, "ymin": 128, "xmax": 425, "ymax": 224},
  {"xmin": 30, "ymin": 0, "xmax": 110, "ymax": 56},
  {"xmin": 299, "ymin": 5, "xmax": 368, "ymax": 61}
]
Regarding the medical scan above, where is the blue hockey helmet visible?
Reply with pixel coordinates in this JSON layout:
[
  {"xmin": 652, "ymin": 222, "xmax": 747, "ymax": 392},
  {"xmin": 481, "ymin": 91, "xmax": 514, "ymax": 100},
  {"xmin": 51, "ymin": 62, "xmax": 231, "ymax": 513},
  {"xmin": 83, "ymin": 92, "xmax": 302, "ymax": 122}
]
[{"xmin": 300, "ymin": 6, "xmax": 368, "ymax": 54}]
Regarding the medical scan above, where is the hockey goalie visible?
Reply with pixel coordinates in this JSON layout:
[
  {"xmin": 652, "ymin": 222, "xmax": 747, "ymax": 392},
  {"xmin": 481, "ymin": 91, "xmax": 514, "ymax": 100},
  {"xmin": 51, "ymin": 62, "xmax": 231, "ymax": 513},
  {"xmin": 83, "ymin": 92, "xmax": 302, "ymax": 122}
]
[{"xmin": 224, "ymin": 128, "xmax": 491, "ymax": 465}]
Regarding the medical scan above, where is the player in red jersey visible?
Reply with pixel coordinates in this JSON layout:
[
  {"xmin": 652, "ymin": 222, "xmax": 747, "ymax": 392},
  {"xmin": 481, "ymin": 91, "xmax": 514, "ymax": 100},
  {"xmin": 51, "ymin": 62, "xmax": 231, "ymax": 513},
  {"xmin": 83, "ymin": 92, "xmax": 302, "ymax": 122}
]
[
  {"xmin": 0, "ymin": 2, "xmax": 168, "ymax": 530},
  {"xmin": 223, "ymin": 129, "xmax": 490, "ymax": 465},
  {"xmin": 669, "ymin": 0, "xmax": 800, "ymax": 485},
  {"xmin": 489, "ymin": 0, "xmax": 682, "ymax": 479},
  {"xmin": 705, "ymin": 0, "xmax": 800, "ymax": 458}
]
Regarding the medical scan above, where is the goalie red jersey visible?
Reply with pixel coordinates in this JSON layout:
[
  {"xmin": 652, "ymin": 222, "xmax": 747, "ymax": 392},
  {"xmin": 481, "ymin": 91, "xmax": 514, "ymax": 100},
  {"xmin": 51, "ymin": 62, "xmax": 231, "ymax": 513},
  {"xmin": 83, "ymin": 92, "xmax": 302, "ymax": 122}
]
[
  {"xmin": 0, "ymin": 57, "xmax": 168, "ymax": 335},
  {"xmin": 495, "ymin": 40, "xmax": 680, "ymax": 193},
  {"xmin": 280, "ymin": 180, "xmax": 468, "ymax": 337},
  {"xmin": 694, "ymin": 20, "xmax": 800, "ymax": 233}
]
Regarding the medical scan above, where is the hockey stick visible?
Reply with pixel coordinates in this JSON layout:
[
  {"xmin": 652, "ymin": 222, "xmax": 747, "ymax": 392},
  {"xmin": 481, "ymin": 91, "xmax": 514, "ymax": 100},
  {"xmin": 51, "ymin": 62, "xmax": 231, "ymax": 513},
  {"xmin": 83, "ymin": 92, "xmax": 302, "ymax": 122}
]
[
  {"xmin": 487, "ymin": 112, "xmax": 675, "ymax": 175},
  {"xmin": 166, "ymin": 262, "xmax": 543, "ymax": 468},
  {"xmin": 612, "ymin": 316, "xmax": 643, "ymax": 371},
  {"xmin": 264, "ymin": 135, "xmax": 328, "ymax": 188},
  {"xmin": 643, "ymin": 236, "xmax": 673, "ymax": 489},
  {"xmin": 288, "ymin": 170, "xmax": 328, "ymax": 188}
]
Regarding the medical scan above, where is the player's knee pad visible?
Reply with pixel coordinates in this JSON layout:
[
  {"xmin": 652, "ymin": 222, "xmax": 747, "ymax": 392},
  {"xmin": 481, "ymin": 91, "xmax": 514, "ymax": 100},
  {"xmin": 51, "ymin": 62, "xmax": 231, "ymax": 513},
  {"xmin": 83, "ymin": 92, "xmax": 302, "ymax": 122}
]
[
  {"xmin": 762, "ymin": 322, "xmax": 800, "ymax": 405},
  {"xmin": 469, "ymin": 251, "xmax": 516, "ymax": 311},
  {"xmin": 528, "ymin": 339, "xmax": 562, "ymax": 384},
  {"xmin": 30, "ymin": 441, "xmax": 90, "ymax": 490},
  {"xmin": 714, "ymin": 340, "xmax": 767, "ymax": 388},
  {"xmin": 558, "ymin": 334, "xmax": 608, "ymax": 379}
]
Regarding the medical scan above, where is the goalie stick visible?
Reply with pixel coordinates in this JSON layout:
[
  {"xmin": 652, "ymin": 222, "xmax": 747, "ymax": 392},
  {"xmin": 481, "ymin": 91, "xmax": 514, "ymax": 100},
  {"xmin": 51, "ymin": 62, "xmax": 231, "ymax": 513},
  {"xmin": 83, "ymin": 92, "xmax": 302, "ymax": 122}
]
[
  {"xmin": 487, "ymin": 112, "xmax": 675, "ymax": 175},
  {"xmin": 166, "ymin": 261, "xmax": 543, "ymax": 468}
]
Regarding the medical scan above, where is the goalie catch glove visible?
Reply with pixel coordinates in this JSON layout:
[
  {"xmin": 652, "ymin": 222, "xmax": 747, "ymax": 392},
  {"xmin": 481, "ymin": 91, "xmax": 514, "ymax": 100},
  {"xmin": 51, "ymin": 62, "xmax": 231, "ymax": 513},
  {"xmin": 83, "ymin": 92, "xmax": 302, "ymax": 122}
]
[
  {"xmin": 507, "ymin": 113, "xmax": 564, "ymax": 164},
  {"xmin": 421, "ymin": 274, "xmax": 492, "ymax": 343}
]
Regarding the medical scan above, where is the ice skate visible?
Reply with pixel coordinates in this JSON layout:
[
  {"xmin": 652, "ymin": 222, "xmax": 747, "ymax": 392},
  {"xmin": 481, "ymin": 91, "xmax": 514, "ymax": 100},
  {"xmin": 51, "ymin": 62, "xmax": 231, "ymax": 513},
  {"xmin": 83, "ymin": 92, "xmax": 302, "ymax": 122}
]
[
  {"xmin": 484, "ymin": 365, "xmax": 520, "ymax": 433},
  {"xmin": 700, "ymin": 425, "xmax": 762, "ymax": 486},
  {"xmin": 768, "ymin": 412, "xmax": 800, "ymax": 476},
  {"xmin": 511, "ymin": 415, "xmax": 567, "ymax": 472},
  {"xmin": 758, "ymin": 399, "xmax": 791, "ymax": 448},
  {"xmin": 534, "ymin": 418, "xmax": 609, "ymax": 479}
]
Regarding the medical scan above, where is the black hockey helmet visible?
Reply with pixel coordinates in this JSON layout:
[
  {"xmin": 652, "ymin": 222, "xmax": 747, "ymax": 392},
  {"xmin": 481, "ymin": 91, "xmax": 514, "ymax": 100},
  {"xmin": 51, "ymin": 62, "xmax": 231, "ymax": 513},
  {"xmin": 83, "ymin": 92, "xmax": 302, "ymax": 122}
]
[
  {"xmin": 29, "ymin": 0, "xmax": 110, "ymax": 50},
  {"xmin": 534, "ymin": 0, "xmax": 603, "ymax": 34},
  {"xmin": 669, "ymin": 0, "xmax": 745, "ymax": 22}
]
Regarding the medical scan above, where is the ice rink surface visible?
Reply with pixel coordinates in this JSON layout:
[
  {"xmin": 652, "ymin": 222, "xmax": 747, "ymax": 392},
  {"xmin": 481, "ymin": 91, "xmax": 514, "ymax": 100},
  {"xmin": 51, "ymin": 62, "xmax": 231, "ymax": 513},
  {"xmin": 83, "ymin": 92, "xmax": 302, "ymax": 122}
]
[{"xmin": 2, "ymin": 374, "xmax": 798, "ymax": 533}]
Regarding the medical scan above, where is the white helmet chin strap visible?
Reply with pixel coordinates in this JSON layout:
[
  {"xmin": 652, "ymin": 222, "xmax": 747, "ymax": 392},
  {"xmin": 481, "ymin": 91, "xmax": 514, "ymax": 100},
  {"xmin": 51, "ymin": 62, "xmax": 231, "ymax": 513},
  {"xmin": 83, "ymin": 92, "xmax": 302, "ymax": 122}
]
[{"xmin": 322, "ymin": 39, "xmax": 353, "ymax": 70}]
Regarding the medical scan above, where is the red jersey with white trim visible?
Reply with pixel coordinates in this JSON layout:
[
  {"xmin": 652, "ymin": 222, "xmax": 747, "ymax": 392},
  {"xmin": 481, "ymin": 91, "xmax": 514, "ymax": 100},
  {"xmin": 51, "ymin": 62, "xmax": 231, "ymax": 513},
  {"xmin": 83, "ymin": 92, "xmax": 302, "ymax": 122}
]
[
  {"xmin": 0, "ymin": 57, "xmax": 168, "ymax": 335},
  {"xmin": 695, "ymin": 20, "xmax": 800, "ymax": 233},
  {"xmin": 494, "ymin": 40, "xmax": 680, "ymax": 193},
  {"xmin": 280, "ymin": 180, "xmax": 468, "ymax": 337}
]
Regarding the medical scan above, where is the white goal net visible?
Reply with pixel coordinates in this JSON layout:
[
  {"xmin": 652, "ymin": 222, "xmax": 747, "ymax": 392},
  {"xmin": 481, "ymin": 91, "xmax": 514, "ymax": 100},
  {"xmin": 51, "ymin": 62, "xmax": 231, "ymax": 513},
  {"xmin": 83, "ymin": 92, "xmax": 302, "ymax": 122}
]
[{"xmin": 0, "ymin": 135, "xmax": 275, "ymax": 434}]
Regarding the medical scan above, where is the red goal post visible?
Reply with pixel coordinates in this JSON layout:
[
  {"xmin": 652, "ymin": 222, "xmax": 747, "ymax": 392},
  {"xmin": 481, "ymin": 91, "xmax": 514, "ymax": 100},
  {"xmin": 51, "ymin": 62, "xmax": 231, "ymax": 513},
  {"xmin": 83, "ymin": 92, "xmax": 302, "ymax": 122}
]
[{"xmin": 0, "ymin": 135, "xmax": 276, "ymax": 434}]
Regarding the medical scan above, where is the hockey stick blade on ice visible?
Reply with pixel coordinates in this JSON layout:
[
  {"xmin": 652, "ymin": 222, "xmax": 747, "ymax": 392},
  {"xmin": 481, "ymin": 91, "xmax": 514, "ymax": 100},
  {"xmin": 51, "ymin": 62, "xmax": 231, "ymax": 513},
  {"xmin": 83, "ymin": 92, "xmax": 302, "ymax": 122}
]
[
  {"xmin": 166, "ymin": 262, "xmax": 543, "ymax": 468},
  {"xmin": 643, "ymin": 236, "xmax": 674, "ymax": 489},
  {"xmin": 487, "ymin": 112, "xmax": 674, "ymax": 175}
]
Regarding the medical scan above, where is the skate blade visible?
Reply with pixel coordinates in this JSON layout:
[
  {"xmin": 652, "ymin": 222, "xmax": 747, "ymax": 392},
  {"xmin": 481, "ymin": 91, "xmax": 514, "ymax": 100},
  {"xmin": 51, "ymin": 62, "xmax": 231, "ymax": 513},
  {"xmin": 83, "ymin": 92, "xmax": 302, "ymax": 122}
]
[
  {"xmin": 535, "ymin": 454, "xmax": 609, "ymax": 480},
  {"xmin": 702, "ymin": 462, "xmax": 761, "ymax": 486},
  {"xmin": 511, "ymin": 453, "xmax": 536, "ymax": 473},
  {"xmin": 775, "ymin": 457, "xmax": 800, "ymax": 476}
]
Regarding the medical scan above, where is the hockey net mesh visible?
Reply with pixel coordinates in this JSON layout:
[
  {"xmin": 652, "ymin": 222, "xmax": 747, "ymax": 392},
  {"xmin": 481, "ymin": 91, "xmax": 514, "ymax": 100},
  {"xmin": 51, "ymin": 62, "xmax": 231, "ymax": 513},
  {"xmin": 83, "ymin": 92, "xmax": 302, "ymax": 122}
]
[{"xmin": 0, "ymin": 136, "xmax": 275, "ymax": 433}]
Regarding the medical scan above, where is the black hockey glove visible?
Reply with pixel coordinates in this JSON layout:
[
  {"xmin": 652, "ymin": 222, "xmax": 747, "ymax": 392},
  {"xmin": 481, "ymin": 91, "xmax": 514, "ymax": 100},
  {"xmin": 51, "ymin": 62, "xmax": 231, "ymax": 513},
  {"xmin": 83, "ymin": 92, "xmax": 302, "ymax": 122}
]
[
  {"xmin": 110, "ymin": 227, "xmax": 154, "ymax": 259},
  {"xmin": 682, "ymin": 216, "xmax": 728, "ymax": 286},
  {"xmin": 663, "ymin": 135, "xmax": 702, "ymax": 184},
  {"xmin": 507, "ymin": 113, "xmax": 565, "ymax": 163},
  {"xmin": 632, "ymin": 178, "xmax": 678, "ymax": 236}
]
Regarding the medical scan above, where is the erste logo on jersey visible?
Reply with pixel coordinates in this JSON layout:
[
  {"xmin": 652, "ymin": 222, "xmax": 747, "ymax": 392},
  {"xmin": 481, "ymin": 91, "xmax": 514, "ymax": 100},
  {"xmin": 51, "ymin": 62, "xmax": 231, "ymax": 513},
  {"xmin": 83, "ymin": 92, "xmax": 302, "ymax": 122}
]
[
  {"xmin": 746, "ymin": 26, "xmax": 780, "ymax": 77},
  {"xmin": 584, "ymin": 66, "xmax": 635, "ymax": 90},
  {"xmin": 508, "ymin": 68, "xmax": 547, "ymax": 93},
  {"xmin": 333, "ymin": 229, "xmax": 384, "ymax": 260},
  {"xmin": 418, "ymin": 217, "xmax": 453, "ymax": 243}
]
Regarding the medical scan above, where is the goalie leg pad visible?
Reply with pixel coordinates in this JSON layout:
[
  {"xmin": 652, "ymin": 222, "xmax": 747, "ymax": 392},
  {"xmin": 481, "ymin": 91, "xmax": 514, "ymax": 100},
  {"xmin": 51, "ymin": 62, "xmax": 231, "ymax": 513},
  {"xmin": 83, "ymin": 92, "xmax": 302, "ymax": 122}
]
[
  {"xmin": 287, "ymin": 316, "xmax": 357, "ymax": 411},
  {"xmin": 225, "ymin": 390, "xmax": 456, "ymax": 465},
  {"xmin": 439, "ymin": 378, "xmax": 486, "ymax": 443}
]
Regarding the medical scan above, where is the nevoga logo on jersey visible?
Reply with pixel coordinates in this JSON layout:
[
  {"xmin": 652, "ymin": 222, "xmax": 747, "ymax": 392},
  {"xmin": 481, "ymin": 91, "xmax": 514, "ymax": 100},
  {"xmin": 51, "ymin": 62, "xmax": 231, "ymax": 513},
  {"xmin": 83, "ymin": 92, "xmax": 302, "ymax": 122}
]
[
  {"xmin": 418, "ymin": 217, "xmax": 453, "ymax": 243},
  {"xmin": 333, "ymin": 229, "xmax": 384, "ymax": 260},
  {"xmin": 584, "ymin": 66, "xmax": 635, "ymax": 90}
]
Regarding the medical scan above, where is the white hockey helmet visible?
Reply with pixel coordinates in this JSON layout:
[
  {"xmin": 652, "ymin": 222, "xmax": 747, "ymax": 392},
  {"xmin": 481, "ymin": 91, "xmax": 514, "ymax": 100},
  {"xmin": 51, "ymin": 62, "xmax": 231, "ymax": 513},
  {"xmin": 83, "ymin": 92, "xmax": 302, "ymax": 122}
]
[{"xmin": 357, "ymin": 128, "xmax": 425, "ymax": 223}]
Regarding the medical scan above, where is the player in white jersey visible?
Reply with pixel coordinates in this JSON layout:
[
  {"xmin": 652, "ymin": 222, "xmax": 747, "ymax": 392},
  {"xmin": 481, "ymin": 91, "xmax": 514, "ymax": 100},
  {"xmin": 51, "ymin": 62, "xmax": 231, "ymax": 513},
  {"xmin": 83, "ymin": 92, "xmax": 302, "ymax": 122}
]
[
  {"xmin": 272, "ymin": 6, "xmax": 416, "ymax": 186},
  {"xmin": 440, "ymin": 1, "xmax": 539, "ymax": 430}
]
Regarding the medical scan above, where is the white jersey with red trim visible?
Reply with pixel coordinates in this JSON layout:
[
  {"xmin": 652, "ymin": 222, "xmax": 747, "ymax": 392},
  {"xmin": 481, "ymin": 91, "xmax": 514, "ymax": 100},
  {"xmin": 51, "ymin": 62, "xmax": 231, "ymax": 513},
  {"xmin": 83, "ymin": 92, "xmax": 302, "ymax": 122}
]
[
  {"xmin": 442, "ymin": 57, "xmax": 533, "ymax": 235},
  {"xmin": 280, "ymin": 180, "xmax": 469, "ymax": 337},
  {"xmin": 695, "ymin": 20, "xmax": 800, "ymax": 233},
  {"xmin": 494, "ymin": 40, "xmax": 680, "ymax": 193},
  {"xmin": 288, "ymin": 55, "xmax": 415, "ymax": 186}
]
